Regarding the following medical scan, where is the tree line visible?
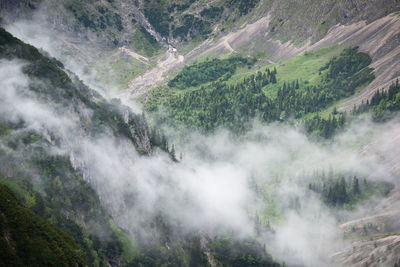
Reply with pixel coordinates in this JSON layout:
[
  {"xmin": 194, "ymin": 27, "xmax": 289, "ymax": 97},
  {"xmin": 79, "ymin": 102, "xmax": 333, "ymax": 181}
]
[
  {"xmin": 308, "ymin": 170, "xmax": 393, "ymax": 207},
  {"xmin": 155, "ymin": 47, "xmax": 373, "ymax": 137}
]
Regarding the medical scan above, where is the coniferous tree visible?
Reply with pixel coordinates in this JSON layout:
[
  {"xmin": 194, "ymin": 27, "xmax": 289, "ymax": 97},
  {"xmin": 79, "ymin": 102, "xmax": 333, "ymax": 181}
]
[{"xmin": 352, "ymin": 176, "xmax": 361, "ymax": 195}]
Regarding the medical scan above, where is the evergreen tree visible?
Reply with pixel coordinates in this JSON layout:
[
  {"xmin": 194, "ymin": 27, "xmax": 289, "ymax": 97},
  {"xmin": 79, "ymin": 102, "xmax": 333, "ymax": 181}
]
[
  {"xmin": 352, "ymin": 176, "xmax": 361, "ymax": 195},
  {"xmin": 169, "ymin": 144, "xmax": 177, "ymax": 162}
]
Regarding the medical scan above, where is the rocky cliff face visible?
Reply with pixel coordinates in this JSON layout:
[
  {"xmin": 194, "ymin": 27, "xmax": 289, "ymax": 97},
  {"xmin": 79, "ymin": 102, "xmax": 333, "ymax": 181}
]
[{"xmin": 2, "ymin": 0, "xmax": 399, "ymax": 97}]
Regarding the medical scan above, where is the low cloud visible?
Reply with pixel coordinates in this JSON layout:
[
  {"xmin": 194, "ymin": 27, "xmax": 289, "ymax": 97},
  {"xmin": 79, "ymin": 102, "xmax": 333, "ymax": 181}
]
[{"xmin": 1, "ymin": 57, "xmax": 399, "ymax": 266}]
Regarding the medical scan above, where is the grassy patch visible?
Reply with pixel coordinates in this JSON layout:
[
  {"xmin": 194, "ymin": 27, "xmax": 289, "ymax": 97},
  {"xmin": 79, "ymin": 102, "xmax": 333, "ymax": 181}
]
[
  {"xmin": 109, "ymin": 219, "xmax": 138, "ymax": 262},
  {"xmin": 263, "ymin": 44, "xmax": 344, "ymax": 95},
  {"xmin": 132, "ymin": 26, "xmax": 162, "ymax": 58},
  {"xmin": 96, "ymin": 56, "xmax": 150, "ymax": 90}
]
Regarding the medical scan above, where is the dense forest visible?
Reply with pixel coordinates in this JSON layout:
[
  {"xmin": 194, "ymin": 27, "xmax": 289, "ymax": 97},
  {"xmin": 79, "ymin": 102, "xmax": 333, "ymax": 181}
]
[
  {"xmin": 0, "ymin": 27, "xmax": 281, "ymax": 266},
  {"xmin": 142, "ymin": 0, "xmax": 260, "ymax": 41},
  {"xmin": 0, "ymin": 26, "xmax": 142, "ymax": 266},
  {"xmin": 0, "ymin": 183, "xmax": 87, "ymax": 266},
  {"xmin": 355, "ymin": 79, "xmax": 400, "ymax": 121},
  {"xmin": 165, "ymin": 66, "xmax": 277, "ymax": 132},
  {"xmin": 168, "ymin": 56, "xmax": 256, "ymax": 89},
  {"xmin": 308, "ymin": 171, "xmax": 394, "ymax": 207},
  {"xmin": 148, "ymin": 47, "xmax": 374, "ymax": 136}
]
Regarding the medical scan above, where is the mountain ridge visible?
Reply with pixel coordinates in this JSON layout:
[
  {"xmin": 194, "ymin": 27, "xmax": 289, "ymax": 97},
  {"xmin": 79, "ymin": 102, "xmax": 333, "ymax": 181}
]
[{"xmin": 2, "ymin": 1, "xmax": 400, "ymax": 266}]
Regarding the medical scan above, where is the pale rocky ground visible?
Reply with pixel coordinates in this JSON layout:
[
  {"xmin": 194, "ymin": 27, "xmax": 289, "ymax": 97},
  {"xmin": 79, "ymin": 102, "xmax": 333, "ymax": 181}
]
[
  {"xmin": 333, "ymin": 117, "xmax": 400, "ymax": 266},
  {"xmin": 3, "ymin": 2, "xmax": 400, "ymax": 265},
  {"xmin": 120, "ymin": 12, "xmax": 400, "ymax": 113},
  {"xmin": 118, "ymin": 11, "xmax": 400, "ymax": 266}
]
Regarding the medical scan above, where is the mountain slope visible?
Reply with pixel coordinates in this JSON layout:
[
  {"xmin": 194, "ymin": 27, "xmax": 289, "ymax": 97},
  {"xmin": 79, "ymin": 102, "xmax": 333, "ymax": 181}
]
[
  {"xmin": 0, "ymin": 26, "xmax": 282, "ymax": 267},
  {"xmin": 0, "ymin": 26, "xmax": 156, "ymax": 266},
  {"xmin": 0, "ymin": 183, "xmax": 87, "ymax": 267},
  {"xmin": 3, "ymin": 0, "xmax": 399, "ymax": 98},
  {"xmin": 2, "ymin": 1, "xmax": 400, "ymax": 267}
]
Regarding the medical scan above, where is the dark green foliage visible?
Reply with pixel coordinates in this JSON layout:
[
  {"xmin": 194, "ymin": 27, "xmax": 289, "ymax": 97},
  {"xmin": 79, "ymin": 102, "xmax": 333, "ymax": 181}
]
[
  {"xmin": 275, "ymin": 48, "xmax": 374, "ymax": 119},
  {"xmin": 165, "ymin": 68, "xmax": 276, "ymax": 132},
  {"xmin": 168, "ymin": 56, "xmax": 256, "ymax": 89},
  {"xmin": 139, "ymin": 26, "xmax": 158, "ymax": 45},
  {"xmin": 229, "ymin": 0, "xmax": 260, "ymax": 15},
  {"xmin": 168, "ymin": 3, "xmax": 191, "ymax": 12},
  {"xmin": 132, "ymin": 26, "xmax": 161, "ymax": 57},
  {"xmin": 0, "ymin": 26, "xmax": 156, "ymax": 154},
  {"xmin": 172, "ymin": 14, "xmax": 212, "ymax": 39},
  {"xmin": 0, "ymin": 146, "xmax": 124, "ymax": 266},
  {"xmin": 319, "ymin": 47, "xmax": 374, "ymax": 98},
  {"xmin": 304, "ymin": 113, "xmax": 346, "ymax": 138},
  {"xmin": 0, "ymin": 183, "xmax": 87, "ymax": 267},
  {"xmin": 65, "ymin": 1, "xmax": 123, "ymax": 32},
  {"xmin": 308, "ymin": 172, "xmax": 394, "ymax": 207},
  {"xmin": 36, "ymin": 155, "xmax": 123, "ymax": 262},
  {"xmin": 200, "ymin": 6, "xmax": 224, "ymax": 20},
  {"xmin": 356, "ymin": 80, "xmax": 400, "ymax": 121},
  {"xmin": 0, "ymin": 27, "xmax": 171, "ymax": 265},
  {"xmin": 208, "ymin": 237, "xmax": 279, "ymax": 267},
  {"xmin": 142, "ymin": 0, "xmax": 217, "ymax": 40},
  {"xmin": 152, "ymin": 47, "xmax": 373, "ymax": 138},
  {"xmin": 126, "ymin": 236, "xmax": 209, "ymax": 267},
  {"xmin": 144, "ymin": 0, "xmax": 170, "ymax": 36},
  {"xmin": 124, "ymin": 210, "xmax": 279, "ymax": 267}
]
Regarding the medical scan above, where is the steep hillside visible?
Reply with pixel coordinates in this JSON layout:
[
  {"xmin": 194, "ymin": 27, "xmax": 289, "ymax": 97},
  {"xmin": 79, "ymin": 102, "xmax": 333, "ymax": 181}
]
[
  {"xmin": 2, "ymin": 1, "xmax": 400, "ymax": 267},
  {"xmin": 0, "ymin": 26, "xmax": 152, "ymax": 266},
  {"xmin": 0, "ymin": 26, "xmax": 282, "ymax": 267},
  {"xmin": 332, "ymin": 119, "xmax": 400, "ymax": 266},
  {"xmin": 2, "ymin": 0, "xmax": 399, "ymax": 98},
  {"xmin": 0, "ymin": 183, "xmax": 87, "ymax": 267},
  {"xmin": 119, "ymin": 1, "xmax": 400, "ymax": 105}
]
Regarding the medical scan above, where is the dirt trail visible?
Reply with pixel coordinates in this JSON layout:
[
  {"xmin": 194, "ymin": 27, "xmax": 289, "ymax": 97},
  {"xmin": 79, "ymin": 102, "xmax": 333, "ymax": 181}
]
[
  {"xmin": 184, "ymin": 16, "xmax": 273, "ymax": 62},
  {"xmin": 117, "ymin": 46, "xmax": 149, "ymax": 64},
  {"xmin": 117, "ymin": 46, "xmax": 184, "ymax": 106},
  {"xmin": 118, "ymin": 14, "xmax": 303, "ymax": 104},
  {"xmin": 119, "ymin": 12, "xmax": 400, "ymax": 111}
]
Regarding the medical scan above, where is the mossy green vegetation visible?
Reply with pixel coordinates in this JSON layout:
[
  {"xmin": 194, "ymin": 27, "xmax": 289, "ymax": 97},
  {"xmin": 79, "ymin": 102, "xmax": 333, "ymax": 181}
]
[
  {"xmin": 168, "ymin": 55, "xmax": 256, "ymax": 89},
  {"xmin": 140, "ymin": 0, "xmax": 262, "ymax": 43},
  {"xmin": 108, "ymin": 219, "xmax": 138, "ymax": 262},
  {"xmin": 208, "ymin": 236, "xmax": 279, "ymax": 267},
  {"xmin": 0, "ymin": 183, "xmax": 88, "ymax": 267},
  {"xmin": 146, "ymin": 46, "xmax": 374, "ymax": 137},
  {"xmin": 143, "ymin": 0, "xmax": 170, "ymax": 37},
  {"xmin": 65, "ymin": 0, "xmax": 123, "ymax": 32},
  {"xmin": 0, "ymin": 149, "xmax": 125, "ymax": 266},
  {"xmin": 0, "ymin": 26, "xmax": 168, "ymax": 265},
  {"xmin": 172, "ymin": 14, "xmax": 212, "ymax": 40},
  {"xmin": 132, "ymin": 26, "xmax": 162, "ymax": 58},
  {"xmin": 356, "ymin": 79, "xmax": 400, "ymax": 121},
  {"xmin": 308, "ymin": 172, "xmax": 394, "ymax": 208},
  {"xmin": 96, "ymin": 56, "xmax": 149, "ymax": 91},
  {"xmin": 263, "ymin": 44, "xmax": 344, "ymax": 93}
]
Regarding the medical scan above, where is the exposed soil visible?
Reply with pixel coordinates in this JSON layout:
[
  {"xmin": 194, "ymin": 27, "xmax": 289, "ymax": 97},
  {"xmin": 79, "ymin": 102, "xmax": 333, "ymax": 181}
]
[
  {"xmin": 332, "ymin": 117, "xmax": 400, "ymax": 266},
  {"xmin": 120, "ymin": 12, "xmax": 400, "ymax": 112},
  {"xmin": 317, "ymin": 14, "xmax": 400, "ymax": 111}
]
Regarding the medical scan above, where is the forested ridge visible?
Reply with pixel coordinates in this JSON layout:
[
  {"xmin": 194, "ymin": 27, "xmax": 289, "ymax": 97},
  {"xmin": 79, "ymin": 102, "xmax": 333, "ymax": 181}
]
[
  {"xmin": 0, "ymin": 27, "xmax": 281, "ymax": 267},
  {"xmin": 0, "ymin": 26, "xmax": 143, "ymax": 266},
  {"xmin": 355, "ymin": 80, "xmax": 400, "ymax": 121},
  {"xmin": 1, "ymin": 0, "xmax": 400, "ymax": 264},
  {"xmin": 147, "ymin": 47, "xmax": 374, "ymax": 136},
  {"xmin": 308, "ymin": 171, "xmax": 393, "ymax": 208},
  {"xmin": 0, "ymin": 183, "xmax": 87, "ymax": 267}
]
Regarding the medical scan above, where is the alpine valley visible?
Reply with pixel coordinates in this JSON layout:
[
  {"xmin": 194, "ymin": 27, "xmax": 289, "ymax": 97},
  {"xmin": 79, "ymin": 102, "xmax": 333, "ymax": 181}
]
[{"xmin": 1, "ymin": 1, "xmax": 400, "ymax": 266}]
